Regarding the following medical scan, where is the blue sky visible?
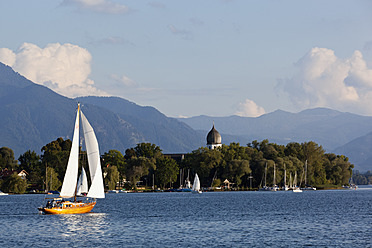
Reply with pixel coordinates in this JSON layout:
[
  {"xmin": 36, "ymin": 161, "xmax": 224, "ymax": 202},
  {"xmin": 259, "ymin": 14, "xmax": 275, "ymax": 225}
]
[{"xmin": 1, "ymin": 0, "xmax": 372, "ymax": 117}]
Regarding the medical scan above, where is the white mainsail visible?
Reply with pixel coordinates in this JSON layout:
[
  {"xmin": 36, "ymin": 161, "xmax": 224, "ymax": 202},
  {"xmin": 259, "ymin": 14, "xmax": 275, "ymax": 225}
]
[
  {"xmin": 192, "ymin": 173, "xmax": 200, "ymax": 192},
  {"xmin": 60, "ymin": 105, "xmax": 105, "ymax": 199},
  {"xmin": 60, "ymin": 107, "xmax": 80, "ymax": 198},
  {"xmin": 77, "ymin": 167, "xmax": 88, "ymax": 196},
  {"xmin": 81, "ymin": 111, "xmax": 105, "ymax": 199}
]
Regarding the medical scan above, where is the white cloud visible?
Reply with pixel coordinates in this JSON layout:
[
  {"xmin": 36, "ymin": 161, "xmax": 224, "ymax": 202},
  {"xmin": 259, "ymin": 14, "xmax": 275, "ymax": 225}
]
[
  {"xmin": 0, "ymin": 42, "xmax": 106, "ymax": 97},
  {"xmin": 0, "ymin": 48, "xmax": 16, "ymax": 66},
  {"xmin": 62, "ymin": 0, "xmax": 129, "ymax": 14},
  {"xmin": 278, "ymin": 47, "xmax": 372, "ymax": 115},
  {"xmin": 235, "ymin": 99, "xmax": 265, "ymax": 117},
  {"xmin": 110, "ymin": 74, "xmax": 137, "ymax": 87}
]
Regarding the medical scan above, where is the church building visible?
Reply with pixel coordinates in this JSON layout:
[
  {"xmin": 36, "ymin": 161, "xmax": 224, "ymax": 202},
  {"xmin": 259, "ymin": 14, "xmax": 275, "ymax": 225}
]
[{"xmin": 206, "ymin": 124, "xmax": 222, "ymax": 149}]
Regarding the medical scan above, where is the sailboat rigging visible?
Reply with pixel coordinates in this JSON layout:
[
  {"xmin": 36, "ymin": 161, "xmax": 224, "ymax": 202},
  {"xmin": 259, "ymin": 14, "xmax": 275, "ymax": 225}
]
[{"xmin": 38, "ymin": 103, "xmax": 105, "ymax": 214}]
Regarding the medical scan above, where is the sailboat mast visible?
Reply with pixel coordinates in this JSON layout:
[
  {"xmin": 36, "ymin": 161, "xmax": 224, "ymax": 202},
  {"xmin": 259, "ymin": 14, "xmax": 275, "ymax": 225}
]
[
  {"xmin": 264, "ymin": 163, "xmax": 267, "ymax": 187},
  {"xmin": 305, "ymin": 160, "xmax": 307, "ymax": 186},
  {"xmin": 152, "ymin": 174, "xmax": 155, "ymax": 190},
  {"xmin": 284, "ymin": 163, "xmax": 286, "ymax": 187},
  {"xmin": 45, "ymin": 162, "xmax": 48, "ymax": 192},
  {"xmin": 179, "ymin": 169, "xmax": 182, "ymax": 188}
]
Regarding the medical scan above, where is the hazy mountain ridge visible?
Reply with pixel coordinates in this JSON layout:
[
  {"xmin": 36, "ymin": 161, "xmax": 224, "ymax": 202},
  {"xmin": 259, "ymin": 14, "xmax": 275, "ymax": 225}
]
[
  {"xmin": 0, "ymin": 62, "xmax": 203, "ymax": 157},
  {"xmin": 178, "ymin": 109, "xmax": 372, "ymax": 151},
  {"xmin": 178, "ymin": 109, "xmax": 372, "ymax": 172},
  {"xmin": 76, "ymin": 96, "xmax": 204, "ymax": 152},
  {"xmin": 334, "ymin": 132, "xmax": 372, "ymax": 172}
]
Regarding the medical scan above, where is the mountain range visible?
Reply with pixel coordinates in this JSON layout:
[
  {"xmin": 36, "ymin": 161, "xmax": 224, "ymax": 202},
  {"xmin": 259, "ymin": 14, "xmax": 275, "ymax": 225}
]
[
  {"xmin": 0, "ymin": 62, "xmax": 203, "ymax": 159},
  {"xmin": 0, "ymin": 62, "xmax": 371, "ymax": 172},
  {"xmin": 178, "ymin": 111, "xmax": 372, "ymax": 172}
]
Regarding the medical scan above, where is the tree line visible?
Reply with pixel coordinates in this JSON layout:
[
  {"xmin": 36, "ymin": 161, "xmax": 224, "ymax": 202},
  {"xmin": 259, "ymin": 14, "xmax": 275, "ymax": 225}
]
[
  {"xmin": 0, "ymin": 138, "xmax": 356, "ymax": 193},
  {"xmin": 352, "ymin": 170, "xmax": 372, "ymax": 185}
]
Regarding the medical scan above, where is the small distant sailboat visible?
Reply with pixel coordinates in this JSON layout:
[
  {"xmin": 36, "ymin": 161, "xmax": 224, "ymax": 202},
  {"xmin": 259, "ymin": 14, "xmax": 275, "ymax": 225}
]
[
  {"xmin": 301, "ymin": 160, "xmax": 316, "ymax": 191},
  {"xmin": 192, "ymin": 173, "xmax": 202, "ymax": 194},
  {"xmin": 259, "ymin": 163, "xmax": 279, "ymax": 191},
  {"xmin": 259, "ymin": 163, "xmax": 269, "ymax": 191},
  {"xmin": 38, "ymin": 103, "xmax": 105, "ymax": 214},
  {"xmin": 177, "ymin": 169, "xmax": 192, "ymax": 192},
  {"xmin": 283, "ymin": 164, "xmax": 289, "ymax": 191},
  {"xmin": 292, "ymin": 171, "xmax": 302, "ymax": 193}
]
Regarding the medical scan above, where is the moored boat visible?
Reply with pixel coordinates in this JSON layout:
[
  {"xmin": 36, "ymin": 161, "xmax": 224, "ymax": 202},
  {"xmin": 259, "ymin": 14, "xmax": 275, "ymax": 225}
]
[
  {"xmin": 291, "ymin": 171, "xmax": 302, "ymax": 192},
  {"xmin": 301, "ymin": 160, "xmax": 316, "ymax": 191}
]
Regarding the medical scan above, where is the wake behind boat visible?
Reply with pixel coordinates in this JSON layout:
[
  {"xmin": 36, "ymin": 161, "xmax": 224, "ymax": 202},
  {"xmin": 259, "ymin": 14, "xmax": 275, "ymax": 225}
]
[{"xmin": 38, "ymin": 104, "xmax": 105, "ymax": 214}]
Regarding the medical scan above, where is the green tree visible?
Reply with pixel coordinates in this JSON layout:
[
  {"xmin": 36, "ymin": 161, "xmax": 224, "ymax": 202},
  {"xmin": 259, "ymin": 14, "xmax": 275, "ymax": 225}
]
[
  {"xmin": 104, "ymin": 165, "xmax": 120, "ymax": 190},
  {"xmin": 325, "ymin": 154, "xmax": 353, "ymax": 185},
  {"xmin": 45, "ymin": 167, "xmax": 61, "ymax": 191},
  {"xmin": 223, "ymin": 159, "xmax": 251, "ymax": 187},
  {"xmin": 133, "ymin": 143, "xmax": 163, "ymax": 159},
  {"xmin": 0, "ymin": 147, "xmax": 18, "ymax": 170},
  {"xmin": 212, "ymin": 178, "xmax": 221, "ymax": 187},
  {"xmin": 1, "ymin": 173, "xmax": 27, "ymax": 194},
  {"xmin": 125, "ymin": 157, "xmax": 154, "ymax": 190},
  {"xmin": 41, "ymin": 138, "xmax": 72, "ymax": 182},
  {"xmin": 284, "ymin": 142, "xmax": 303, "ymax": 158},
  {"xmin": 124, "ymin": 143, "xmax": 162, "ymax": 189},
  {"xmin": 102, "ymin": 150, "xmax": 126, "ymax": 184},
  {"xmin": 155, "ymin": 156, "xmax": 179, "ymax": 189},
  {"xmin": 18, "ymin": 150, "xmax": 43, "ymax": 189},
  {"xmin": 182, "ymin": 147, "xmax": 223, "ymax": 187}
]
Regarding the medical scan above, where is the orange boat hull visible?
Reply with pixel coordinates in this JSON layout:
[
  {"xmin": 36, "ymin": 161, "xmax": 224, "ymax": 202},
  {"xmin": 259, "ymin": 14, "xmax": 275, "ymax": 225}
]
[{"xmin": 39, "ymin": 202, "xmax": 96, "ymax": 214}]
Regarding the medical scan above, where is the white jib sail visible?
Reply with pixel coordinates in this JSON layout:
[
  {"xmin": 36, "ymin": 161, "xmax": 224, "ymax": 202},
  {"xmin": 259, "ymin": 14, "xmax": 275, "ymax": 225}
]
[
  {"xmin": 81, "ymin": 111, "xmax": 105, "ymax": 198},
  {"xmin": 77, "ymin": 167, "xmax": 88, "ymax": 196},
  {"xmin": 60, "ymin": 107, "xmax": 80, "ymax": 198},
  {"xmin": 192, "ymin": 173, "xmax": 200, "ymax": 191}
]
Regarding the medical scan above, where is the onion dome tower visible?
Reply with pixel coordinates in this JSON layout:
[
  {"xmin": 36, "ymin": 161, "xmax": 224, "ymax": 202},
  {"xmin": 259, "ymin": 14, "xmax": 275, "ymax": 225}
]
[{"xmin": 207, "ymin": 124, "xmax": 222, "ymax": 149}]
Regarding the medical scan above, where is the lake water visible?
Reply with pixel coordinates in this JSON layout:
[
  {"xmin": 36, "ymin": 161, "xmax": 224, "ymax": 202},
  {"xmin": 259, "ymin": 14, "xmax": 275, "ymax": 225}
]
[{"xmin": 0, "ymin": 187, "xmax": 371, "ymax": 247}]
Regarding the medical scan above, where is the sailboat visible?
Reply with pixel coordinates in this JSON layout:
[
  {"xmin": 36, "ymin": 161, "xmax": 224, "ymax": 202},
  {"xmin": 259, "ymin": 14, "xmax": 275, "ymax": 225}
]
[
  {"xmin": 259, "ymin": 163, "xmax": 269, "ymax": 191},
  {"xmin": 192, "ymin": 173, "xmax": 202, "ymax": 194},
  {"xmin": 38, "ymin": 104, "xmax": 105, "ymax": 214},
  {"xmin": 283, "ymin": 164, "xmax": 289, "ymax": 191},
  {"xmin": 292, "ymin": 171, "xmax": 302, "ymax": 192},
  {"xmin": 176, "ymin": 169, "xmax": 192, "ymax": 192},
  {"xmin": 259, "ymin": 162, "xmax": 278, "ymax": 191},
  {"xmin": 301, "ymin": 160, "xmax": 316, "ymax": 191}
]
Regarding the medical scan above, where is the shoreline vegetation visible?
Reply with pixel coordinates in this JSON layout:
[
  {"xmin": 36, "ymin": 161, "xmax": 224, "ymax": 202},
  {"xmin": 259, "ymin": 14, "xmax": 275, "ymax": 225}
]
[
  {"xmin": 2, "ymin": 184, "xmax": 367, "ymax": 195},
  {"xmin": 1, "ymin": 139, "xmax": 371, "ymax": 194}
]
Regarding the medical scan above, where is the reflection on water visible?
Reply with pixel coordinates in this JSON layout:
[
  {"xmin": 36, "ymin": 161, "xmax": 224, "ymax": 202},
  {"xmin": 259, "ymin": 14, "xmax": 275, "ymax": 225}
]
[
  {"xmin": 58, "ymin": 213, "xmax": 108, "ymax": 238},
  {"xmin": 0, "ymin": 190, "xmax": 371, "ymax": 247}
]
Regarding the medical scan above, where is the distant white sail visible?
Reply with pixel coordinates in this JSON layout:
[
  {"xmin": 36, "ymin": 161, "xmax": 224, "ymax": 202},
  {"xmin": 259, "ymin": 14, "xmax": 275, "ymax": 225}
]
[
  {"xmin": 77, "ymin": 167, "xmax": 88, "ymax": 196},
  {"xmin": 192, "ymin": 173, "xmax": 200, "ymax": 192},
  {"xmin": 60, "ymin": 107, "xmax": 80, "ymax": 198},
  {"xmin": 81, "ymin": 111, "xmax": 105, "ymax": 199}
]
